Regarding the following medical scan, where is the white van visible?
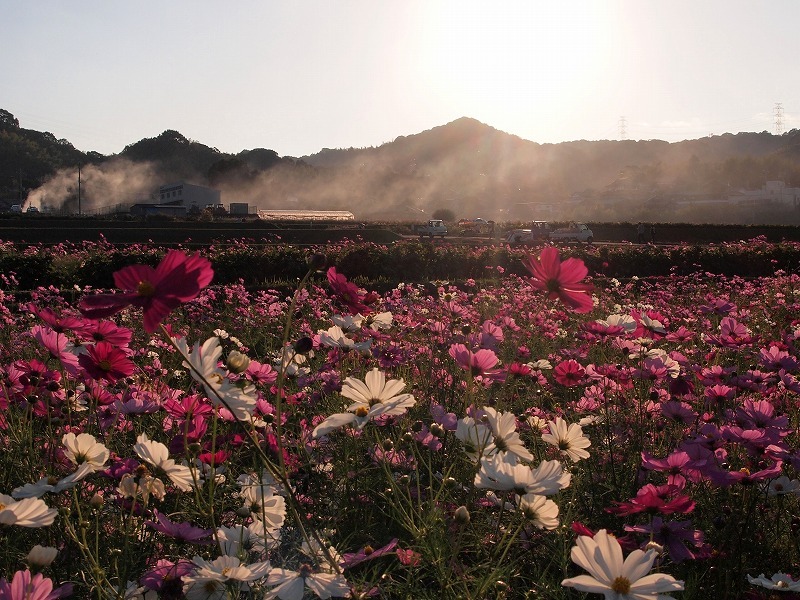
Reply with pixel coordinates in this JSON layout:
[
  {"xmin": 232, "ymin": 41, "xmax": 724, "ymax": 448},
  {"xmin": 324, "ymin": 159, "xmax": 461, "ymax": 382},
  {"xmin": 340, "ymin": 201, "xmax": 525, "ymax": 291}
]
[{"xmin": 9, "ymin": 204, "xmax": 22, "ymax": 213}]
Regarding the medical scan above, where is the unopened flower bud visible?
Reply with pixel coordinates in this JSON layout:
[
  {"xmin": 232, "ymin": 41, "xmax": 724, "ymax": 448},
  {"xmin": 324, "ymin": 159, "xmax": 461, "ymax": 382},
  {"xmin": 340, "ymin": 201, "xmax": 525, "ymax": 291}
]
[
  {"xmin": 645, "ymin": 541, "xmax": 664, "ymax": 554},
  {"xmin": 226, "ymin": 350, "xmax": 251, "ymax": 374},
  {"xmin": 429, "ymin": 423, "xmax": 445, "ymax": 438},
  {"xmin": 89, "ymin": 493, "xmax": 104, "ymax": 509},
  {"xmin": 454, "ymin": 505, "xmax": 471, "ymax": 525},
  {"xmin": 382, "ymin": 439, "xmax": 394, "ymax": 451},
  {"xmin": 294, "ymin": 337, "xmax": 314, "ymax": 355},
  {"xmin": 307, "ymin": 253, "xmax": 327, "ymax": 271},
  {"xmin": 26, "ymin": 545, "xmax": 58, "ymax": 567}
]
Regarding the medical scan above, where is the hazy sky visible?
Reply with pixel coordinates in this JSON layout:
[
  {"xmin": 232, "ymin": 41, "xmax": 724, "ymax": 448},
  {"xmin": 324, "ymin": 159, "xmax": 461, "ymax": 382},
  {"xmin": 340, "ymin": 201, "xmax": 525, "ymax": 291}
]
[{"xmin": 3, "ymin": 1, "xmax": 798, "ymax": 157}]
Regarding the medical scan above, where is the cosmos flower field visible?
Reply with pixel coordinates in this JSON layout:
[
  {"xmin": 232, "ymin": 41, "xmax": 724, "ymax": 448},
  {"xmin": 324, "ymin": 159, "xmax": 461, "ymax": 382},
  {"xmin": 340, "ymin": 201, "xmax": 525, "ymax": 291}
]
[{"xmin": 1, "ymin": 237, "xmax": 800, "ymax": 599}]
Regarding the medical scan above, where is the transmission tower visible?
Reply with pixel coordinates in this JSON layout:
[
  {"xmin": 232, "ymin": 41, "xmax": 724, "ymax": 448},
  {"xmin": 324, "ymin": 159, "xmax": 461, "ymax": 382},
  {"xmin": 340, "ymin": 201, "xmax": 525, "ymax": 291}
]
[
  {"xmin": 618, "ymin": 116, "xmax": 627, "ymax": 140},
  {"xmin": 774, "ymin": 103, "xmax": 784, "ymax": 135}
]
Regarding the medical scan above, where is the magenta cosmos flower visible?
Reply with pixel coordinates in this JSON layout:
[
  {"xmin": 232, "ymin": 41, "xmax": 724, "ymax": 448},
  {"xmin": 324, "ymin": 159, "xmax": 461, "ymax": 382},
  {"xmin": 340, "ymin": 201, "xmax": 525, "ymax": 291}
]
[
  {"xmin": 79, "ymin": 250, "xmax": 213, "ymax": 333},
  {"xmin": 523, "ymin": 247, "xmax": 593, "ymax": 313},
  {"xmin": 78, "ymin": 341, "xmax": 135, "ymax": 383}
]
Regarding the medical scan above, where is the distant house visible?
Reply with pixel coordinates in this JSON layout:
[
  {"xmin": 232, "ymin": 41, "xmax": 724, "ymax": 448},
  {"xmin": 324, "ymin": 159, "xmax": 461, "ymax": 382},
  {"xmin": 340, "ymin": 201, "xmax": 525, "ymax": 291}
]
[{"xmin": 728, "ymin": 181, "xmax": 800, "ymax": 208}]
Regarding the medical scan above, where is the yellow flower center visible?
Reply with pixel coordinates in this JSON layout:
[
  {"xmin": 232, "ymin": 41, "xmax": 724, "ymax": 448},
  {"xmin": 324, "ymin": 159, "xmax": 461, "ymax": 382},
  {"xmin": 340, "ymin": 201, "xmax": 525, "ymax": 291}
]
[
  {"xmin": 136, "ymin": 280, "xmax": 156, "ymax": 297},
  {"xmin": 0, "ymin": 502, "xmax": 5, "ymax": 511},
  {"xmin": 611, "ymin": 576, "xmax": 631, "ymax": 594},
  {"xmin": 355, "ymin": 406, "xmax": 370, "ymax": 418}
]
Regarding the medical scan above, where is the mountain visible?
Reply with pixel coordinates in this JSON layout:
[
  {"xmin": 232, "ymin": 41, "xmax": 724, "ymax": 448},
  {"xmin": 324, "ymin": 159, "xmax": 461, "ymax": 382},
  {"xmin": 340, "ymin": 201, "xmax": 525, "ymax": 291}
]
[{"xmin": 2, "ymin": 108, "xmax": 800, "ymax": 223}]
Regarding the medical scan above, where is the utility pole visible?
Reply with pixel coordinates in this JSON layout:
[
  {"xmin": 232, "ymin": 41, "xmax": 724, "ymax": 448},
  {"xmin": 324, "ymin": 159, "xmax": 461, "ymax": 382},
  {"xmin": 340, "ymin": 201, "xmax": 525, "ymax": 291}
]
[
  {"xmin": 774, "ymin": 103, "xmax": 784, "ymax": 135},
  {"xmin": 78, "ymin": 166, "xmax": 81, "ymax": 215},
  {"xmin": 618, "ymin": 116, "xmax": 627, "ymax": 140}
]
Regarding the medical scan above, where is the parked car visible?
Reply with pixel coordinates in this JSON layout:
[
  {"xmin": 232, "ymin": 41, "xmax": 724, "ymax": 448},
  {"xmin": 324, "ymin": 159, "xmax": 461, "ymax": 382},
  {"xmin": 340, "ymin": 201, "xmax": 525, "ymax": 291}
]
[
  {"xmin": 9, "ymin": 204, "xmax": 22, "ymax": 213},
  {"xmin": 26, "ymin": 205, "xmax": 39, "ymax": 213},
  {"xmin": 414, "ymin": 219, "xmax": 448, "ymax": 238},
  {"xmin": 549, "ymin": 222, "xmax": 594, "ymax": 243}
]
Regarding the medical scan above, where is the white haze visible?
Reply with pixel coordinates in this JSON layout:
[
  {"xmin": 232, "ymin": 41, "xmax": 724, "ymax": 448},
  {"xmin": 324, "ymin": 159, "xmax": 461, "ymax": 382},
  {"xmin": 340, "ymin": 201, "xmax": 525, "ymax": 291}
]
[{"xmin": 26, "ymin": 159, "xmax": 160, "ymax": 213}]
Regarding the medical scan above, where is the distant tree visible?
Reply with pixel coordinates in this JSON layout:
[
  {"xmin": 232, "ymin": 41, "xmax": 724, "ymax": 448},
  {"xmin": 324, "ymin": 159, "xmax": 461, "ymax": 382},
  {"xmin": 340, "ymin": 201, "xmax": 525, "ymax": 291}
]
[
  {"xmin": 0, "ymin": 109, "xmax": 19, "ymax": 128},
  {"xmin": 432, "ymin": 208, "xmax": 455, "ymax": 222}
]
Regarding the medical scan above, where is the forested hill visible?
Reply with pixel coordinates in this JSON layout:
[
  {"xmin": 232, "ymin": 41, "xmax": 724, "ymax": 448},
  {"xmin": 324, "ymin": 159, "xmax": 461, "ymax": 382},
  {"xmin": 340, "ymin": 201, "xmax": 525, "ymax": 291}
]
[{"xmin": 2, "ymin": 108, "xmax": 800, "ymax": 223}]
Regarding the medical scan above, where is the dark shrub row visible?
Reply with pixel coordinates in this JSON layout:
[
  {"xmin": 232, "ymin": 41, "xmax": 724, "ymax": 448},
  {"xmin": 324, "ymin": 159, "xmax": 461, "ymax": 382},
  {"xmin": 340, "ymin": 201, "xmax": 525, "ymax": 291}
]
[{"xmin": 0, "ymin": 238, "xmax": 798, "ymax": 292}]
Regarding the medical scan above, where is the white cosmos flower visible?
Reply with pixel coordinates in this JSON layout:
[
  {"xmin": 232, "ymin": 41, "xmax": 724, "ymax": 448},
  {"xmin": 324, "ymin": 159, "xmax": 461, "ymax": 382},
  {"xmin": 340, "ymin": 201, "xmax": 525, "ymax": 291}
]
[
  {"xmin": 133, "ymin": 433, "xmax": 199, "ymax": 492},
  {"xmin": 747, "ymin": 572, "xmax": 800, "ymax": 591},
  {"xmin": 517, "ymin": 493, "xmax": 560, "ymax": 530},
  {"xmin": 455, "ymin": 416, "xmax": 493, "ymax": 462},
  {"xmin": 312, "ymin": 369, "xmax": 416, "ymax": 438},
  {"xmin": 599, "ymin": 314, "xmax": 637, "ymax": 333},
  {"xmin": 175, "ymin": 337, "xmax": 257, "ymax": 421},
  {"xmin": 218, "ymin": 523, "xmax": 281, "ymax": 557},
  {"xmin": 276, "ymin": 345, "xmax": 312, "ymax": 378},
  {"xmin": 768, "ymin": 475, "xmax": 800, "ymax": 496},
  {"xmin": 526, "ymin": 359, "xmax": 553, "ymax": 370},
  {"xmin": 0, "ymin": 494, "xmax": 57, "ymax": 527},
  {"xmin": 562, "ymin": 529, "xmax": 684, "ymax": 599},
  {"xmin": 265, "ymin": 565, "xmax": 350, "ymax": 600},
  {"xmin": 12, "ymin": 463, "xmax": 95, "ymax": 498},
  {"xmin": 331, "ymin": 314, "xmax": 364, "ymax": 331},
  {"xmin": 237, "ymin": 472, "xmax": 286, "ymax": 529},
  {"xmin": 117, "ymin": 473, "xmax": 166, "ymax": 502},
  {"xmin": 62, "ymin": 432, "xmax": 110, "ymax": 470},
  {"xmin": 482, "ymin": 407, "xmax": 533, "ymax": 464},
  {"xmin": 541, "ymin": 417, "xmax": 592, "ymax": 462},
  {"xmin": 475, "ymin": 455, "xmax": 570, "ymax": 496},
  {"xmin": 365, "ymin": 311, "xmax": 393, "ymax": 331},
  {"xmin": 317, "ymin": 325, "xmax": 372, "ymax": 355},
  {"xmin": 183, "ymin": 555, "xmax": 271, "ymax": 599}
]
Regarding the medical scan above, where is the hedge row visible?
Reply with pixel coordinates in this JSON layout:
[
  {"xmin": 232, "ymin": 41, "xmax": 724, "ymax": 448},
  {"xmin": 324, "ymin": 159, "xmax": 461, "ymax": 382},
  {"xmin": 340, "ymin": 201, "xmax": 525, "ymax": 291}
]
[{"xmin": 0, "ymin": 238, "xmax": 798, "ymax": 292}]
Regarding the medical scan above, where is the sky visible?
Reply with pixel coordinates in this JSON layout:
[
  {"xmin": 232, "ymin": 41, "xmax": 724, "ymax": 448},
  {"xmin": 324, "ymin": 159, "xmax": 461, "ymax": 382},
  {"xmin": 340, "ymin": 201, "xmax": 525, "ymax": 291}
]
[{"xmin": 3, "ymin": 1, "xmax": 798, "ymax": 158}]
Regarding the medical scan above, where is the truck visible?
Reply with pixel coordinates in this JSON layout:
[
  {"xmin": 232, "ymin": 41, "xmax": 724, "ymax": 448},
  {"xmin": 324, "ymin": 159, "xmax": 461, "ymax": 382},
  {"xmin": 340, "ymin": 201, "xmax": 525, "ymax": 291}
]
[
  {"xmin": 549, "ymin": 222, "xmax": 594, "ymax": 243},
  {"xmin": 415, "ymin": 219, "xmax": 448, "ymax": 238}
]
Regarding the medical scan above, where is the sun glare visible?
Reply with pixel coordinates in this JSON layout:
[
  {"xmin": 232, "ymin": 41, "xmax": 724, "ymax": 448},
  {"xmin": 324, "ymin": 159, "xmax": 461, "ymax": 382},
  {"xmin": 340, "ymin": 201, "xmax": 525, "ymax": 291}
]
[{"xmin": 415, "ymin": 3, "xmax": 612, "ymax": 135}]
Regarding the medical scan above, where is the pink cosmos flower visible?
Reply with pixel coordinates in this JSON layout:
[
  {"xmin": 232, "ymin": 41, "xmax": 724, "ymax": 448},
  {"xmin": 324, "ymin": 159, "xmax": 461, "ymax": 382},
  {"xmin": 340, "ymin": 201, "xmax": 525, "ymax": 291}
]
[
  {"xmin": 448, "ymin": 343, "xmax": 505, "ymax": 382},
  {"xmin": 327, "ymin": 267, "xmax": 375, "ymax": 315},
  {"xmin": 641, "ymin": 450, "xmax": 706, "ymax": 488},
  {"xmin": 0, "ymin": 569, "xmax": 72, "ymax": 600},
  {"xmin": 340, "ymin": 538, "xmax": 399, "ymax": 569},
  {"xmin": 30, "ymin": 325, "xmax": 80, "ymax": 376},
  {"xmin": 75, "ymin": 319, "xmax": 133, "ymax": 347},
  {"xmin": 396, "ymin": 548, "xmax": 421, "ymax": 566},
  {"xmin": 145, "ymin": 509, "xmax": 212, "ymax": 543},
  {"xmin": 78, "ymin": 341, "xmax": 135, "ymax": 383},
  {"xmin": 522, "ymin": 247, "xmax": 593, "ymax": 313},
  {"xmin": 553, "ymin": 359, "xmax": 586, "ymax": 386},
  {"xmin": 608, "ymin": 483, "xmax": 695, "ymax": 516},
  {"xmin": 79, "ymin": 250, "xmax": 213, "ymax": 332}
]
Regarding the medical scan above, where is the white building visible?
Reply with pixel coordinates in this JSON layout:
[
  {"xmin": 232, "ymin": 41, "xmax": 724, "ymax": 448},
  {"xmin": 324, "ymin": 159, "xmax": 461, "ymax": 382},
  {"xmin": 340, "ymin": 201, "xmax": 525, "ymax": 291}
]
[
  {"xmin": 728, "ymin": 181, "xmax": 800, "ymax": 208},
  {"xmin": 158, "ymin": 182, "xmax": 221, "ymax": 208}
]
